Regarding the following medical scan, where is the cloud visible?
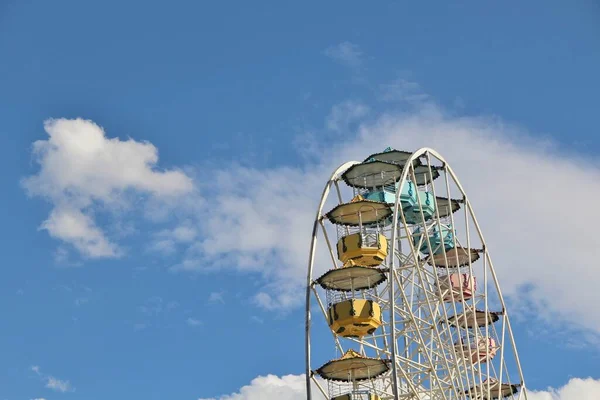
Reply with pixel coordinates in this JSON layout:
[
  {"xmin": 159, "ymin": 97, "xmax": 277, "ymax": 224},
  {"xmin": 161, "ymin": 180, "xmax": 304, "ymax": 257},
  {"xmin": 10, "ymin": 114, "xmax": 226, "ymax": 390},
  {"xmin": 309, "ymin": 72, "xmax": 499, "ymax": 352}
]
[
  {"xmin": 150, "ymin": 221, "xmax": 198, "ymax": 255},
  {"xmin": 379, "ymin": 78, "xmax": 430, "ymax": 104},
  {"xmin": 529, "ymin": 377, "xmax": 600, "ymax": 400},
  {"xmin": 46, "ymin": 376, "xmax": 73, "ymax": 393},
  {"xmin": 21, "ymin": 83, "xmax": 600, "ymax": 339},
  {"xmin": 172, "ymin": 165, "xmax": 326, "ymax": 310},
  {"xmin": 134, "ymin": 322, "xmax": 147, "ymax": 331},
  {"xmin": 324, "ymin": 41, "xmax": 363, "ymax": 68},
  {"xmin": 149, "ymin": 238, "xmax": 177, "ymax": 255},
  {"xmin": 30, "ymin": 365, "xmax": 74, "ymax": 393},
  {"xmin": 22, "ymin": 118, "xmax": 195, "ymax": 258},
  {"xmin": 176, "ymin": 91, "xmax": 600, "ymax": 340},
  {"xmin": 202, "ymin": 375, "xmax": 600, "ymax": 400},
  {"xmin": 325, "ymin": 100, "xmax": 369, "ymax": 132},
  {"xmin": 136, "ymin": 297, "xmax": 178, "ymax": 331},
  {"xmin": 41, "ymin": 207, "xmax": 119, "ymax": 258},
  {"xmin": 139, "ymin": 296, "xmax": 165, "ymax": 316},
  {"xmin": 208, "ymin": 291, "xmax": 225, "ymax": 304},
  {"xmin": 198, "ymin": 374, "xmax": 310, "ymax": 400},
  {"xmin": 187, "ymin": 317, "xmax": 202, "ymax": 326},
  {"xmin": 138, "ymin": 296, "xmax": 177, "ymax": 317}
]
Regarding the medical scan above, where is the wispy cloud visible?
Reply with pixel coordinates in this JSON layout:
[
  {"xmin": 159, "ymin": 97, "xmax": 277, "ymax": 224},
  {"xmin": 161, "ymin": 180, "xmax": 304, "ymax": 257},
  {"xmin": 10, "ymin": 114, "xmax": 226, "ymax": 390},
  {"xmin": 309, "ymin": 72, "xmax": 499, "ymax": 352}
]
[
  {"xmin": 46, "ymin": 376, "xmax": 73, "ymax": 392},
  {"xmin": 149, "ymin": 221, "xmax": 198, "ymax": 255},
  {"xmin": 134, "ymin": 322, "xmax": 147, "ymax": 331},
  {"xmin": 138, "ymin": 296, "xmax": 178, "ymax": 316},
  {"xmin": 135, "ymin": 296, "xmax": 179, "ymax": 331},
  {"xmin": 325, "ymin": 100, "xmax": 369, "ymax": 132},
  {"xmin": 165, "ymin": 86, "xmax": 600, "ymax": 341},
  {"xmin": 379, "ymin": 78, "xmax": 430, "ymax": 105},
  {"xmin": 54, "ymin": 283, "xmax": 92, "ymax": 307},
  {"xmin": 208, "ymin": 291, "xmax": 225, "ymax": 304},
  {"xmin": 186, "ymin": 317, "xmax": 202, "ymax": 326},
  {"xmin": 31, "ymin": 365, "xmax": 74, "ymax": 393},
  {"xmin": 324, "ymin": 41, "xmax": 363, "ymax": 68}
]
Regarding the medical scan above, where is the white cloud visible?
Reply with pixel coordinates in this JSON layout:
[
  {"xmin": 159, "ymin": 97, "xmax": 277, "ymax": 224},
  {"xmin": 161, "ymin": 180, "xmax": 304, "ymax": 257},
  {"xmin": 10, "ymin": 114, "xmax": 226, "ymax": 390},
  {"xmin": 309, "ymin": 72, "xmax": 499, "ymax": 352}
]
[
  {"xmin": 198, "ymin": 374, "xmax": 310, "ymax": 400},
  {"xmin": 202, "ymin": 375, "xmax": 600, "ymax": 400},
  {"xmin": 21, "ymin": 84, "xmax": 600, "ymax": 340},
  {"xmin": 46, "ymin": 376, "xmax": 73, "ymax": 392},
  {"xmin": 326, "ymin": 100, "xmax": 369, "ymax": 132},
  {"xmin": 172, "ymin": 165, "xmax": 325, "ymax": 309},
  {"xmin": 30, "ymin": 365, "xmax": 74, "ymax": 393},
  {"xmin": 379, "ymin": 78, "xmax": 430, "ymax": 104},
  {"xmin": 170, "ymin": 225, "xmax": 197, "ymax": 242},
  {"xmin": 22, "ymin": 118, "xmax": 195, "ymax": 258},
  {"xmin": 529, "ymin": 377, "xmax": 600, "ymax": 400},
  {"xmin": 253, "ymin": 292, "xmax": 274, "ymax": 309},
  {"xmin": 324, "ymin": 41, "xmax": 363, "ymax": 68},
  {"xmin": 174, "ymin": 92, "xmax": 600, "ymax": 340},
  {"xmin": 149, "ymin": 238, "xmax": 177, "ymax": 255},
  {"xmin": 30, "ymin": 398, "xmax": 47, "ymax": 400},
  {"xmin": 150, "ymin": 221, "xmax": 198, "ymax": 255},
  {"xmin": 41, "ymin": 207, "xmax": 119, "ymax": 258},
  {"xmin": 208, "ymin": 291, "xmax": 225, "ymax": 304},
  {"xmin": 187, "ymin": 317, "xmax": 202, "ymax": 326}
]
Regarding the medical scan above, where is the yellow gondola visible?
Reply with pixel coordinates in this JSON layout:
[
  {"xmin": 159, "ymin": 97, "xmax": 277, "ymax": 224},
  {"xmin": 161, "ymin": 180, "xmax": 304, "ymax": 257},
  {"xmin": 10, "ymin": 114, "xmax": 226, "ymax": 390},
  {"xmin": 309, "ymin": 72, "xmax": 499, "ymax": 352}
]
[
  {"xmin": 336, "ymin": 233, "xmax": 387, "ymax": 267},
  {"xmin": 327, "ymin": 299, "xmax": 382, "ymax": 338}
]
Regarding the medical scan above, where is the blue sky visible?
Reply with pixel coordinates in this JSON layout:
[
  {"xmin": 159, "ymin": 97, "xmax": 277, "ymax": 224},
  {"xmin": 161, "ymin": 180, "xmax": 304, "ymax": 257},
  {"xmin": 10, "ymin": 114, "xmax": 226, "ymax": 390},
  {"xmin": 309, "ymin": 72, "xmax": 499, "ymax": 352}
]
[{"xmin": 1, "ymin": 1, "xmax": 600, "ymax": 399}]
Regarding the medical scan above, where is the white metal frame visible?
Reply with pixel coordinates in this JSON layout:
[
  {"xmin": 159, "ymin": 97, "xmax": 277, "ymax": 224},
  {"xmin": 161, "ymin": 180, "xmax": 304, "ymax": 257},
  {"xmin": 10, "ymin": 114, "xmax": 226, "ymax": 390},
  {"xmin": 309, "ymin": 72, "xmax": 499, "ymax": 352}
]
[{"xmin": 305, "ymin": 148, "xmax": 528, "ymax": 400}]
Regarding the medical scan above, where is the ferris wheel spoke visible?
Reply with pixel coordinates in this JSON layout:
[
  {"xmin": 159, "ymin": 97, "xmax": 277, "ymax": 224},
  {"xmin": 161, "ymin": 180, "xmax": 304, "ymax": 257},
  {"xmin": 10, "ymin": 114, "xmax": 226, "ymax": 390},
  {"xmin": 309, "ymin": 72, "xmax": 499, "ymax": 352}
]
[{"xmin": 310, "ymin": 374, "xmax": 330, "ymax": 399}]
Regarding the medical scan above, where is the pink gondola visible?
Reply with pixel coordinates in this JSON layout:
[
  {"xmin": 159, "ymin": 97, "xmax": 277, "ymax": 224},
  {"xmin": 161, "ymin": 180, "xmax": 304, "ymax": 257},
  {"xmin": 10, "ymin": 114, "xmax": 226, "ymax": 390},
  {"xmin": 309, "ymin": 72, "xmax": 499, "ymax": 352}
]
[
  {"xmin": 437, "ymin": 273, "xmax": 476, "ymax": 302},
  {"xmin": 454, "ymin": 336, "xmax": 498, "ymax": 364}
]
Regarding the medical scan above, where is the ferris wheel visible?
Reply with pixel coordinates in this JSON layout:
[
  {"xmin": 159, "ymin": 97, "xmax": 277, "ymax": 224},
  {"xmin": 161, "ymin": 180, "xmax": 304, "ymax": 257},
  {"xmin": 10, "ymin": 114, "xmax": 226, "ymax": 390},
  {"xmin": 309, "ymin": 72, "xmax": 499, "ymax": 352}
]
[{"xmin": 305, "ymin": 147, "xmax": 528, "ymax": 400}]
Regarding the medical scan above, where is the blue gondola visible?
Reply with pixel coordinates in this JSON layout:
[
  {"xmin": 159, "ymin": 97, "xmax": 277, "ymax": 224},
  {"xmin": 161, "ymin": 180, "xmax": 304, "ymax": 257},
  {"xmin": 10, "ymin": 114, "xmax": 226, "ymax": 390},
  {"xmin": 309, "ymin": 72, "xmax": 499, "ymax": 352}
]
[
  {"xmin": 412, "ymin": 224, "xmax": 455, "ymax": 254},
  {"xmin": 364, "ymin": 180, "xmax": 417, "ymax": 211},
  {"xmin": 404, "ymin": 191, "xmax": 436, "ymax": 224}
]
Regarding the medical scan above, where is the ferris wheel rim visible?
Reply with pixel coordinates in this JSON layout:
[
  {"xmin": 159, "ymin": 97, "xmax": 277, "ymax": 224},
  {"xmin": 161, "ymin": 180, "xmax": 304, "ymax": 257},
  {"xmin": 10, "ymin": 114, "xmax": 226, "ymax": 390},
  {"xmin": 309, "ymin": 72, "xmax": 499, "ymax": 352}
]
[{"xmin": 305, "ymin": 160, "xmax": 361, "ymax": 400}]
